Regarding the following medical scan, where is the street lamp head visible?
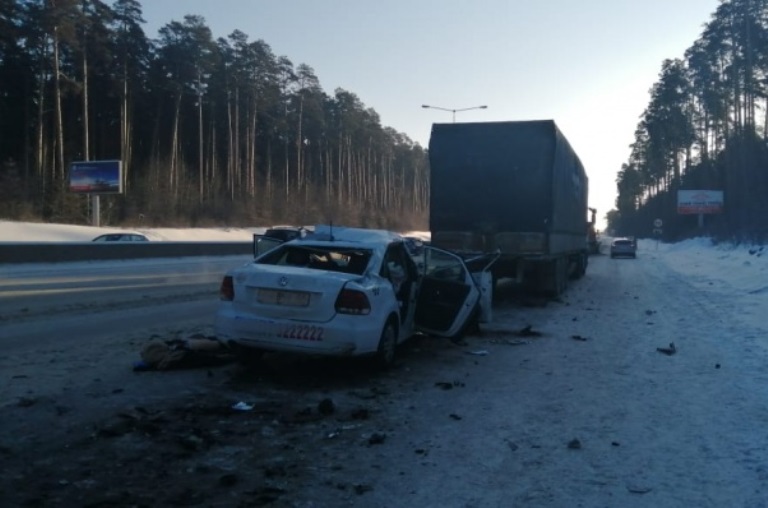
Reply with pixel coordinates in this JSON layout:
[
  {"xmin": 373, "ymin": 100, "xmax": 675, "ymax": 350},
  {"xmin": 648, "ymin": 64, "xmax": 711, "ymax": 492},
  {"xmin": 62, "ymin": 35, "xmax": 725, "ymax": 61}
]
[{"xmin": 422, "ymin": 104, "xmax": 488, "ymax": 123}]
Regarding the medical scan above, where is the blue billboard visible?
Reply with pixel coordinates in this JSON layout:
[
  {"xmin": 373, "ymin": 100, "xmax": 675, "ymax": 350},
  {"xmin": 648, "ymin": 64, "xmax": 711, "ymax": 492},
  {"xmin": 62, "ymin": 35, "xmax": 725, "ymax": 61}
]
[{"xmin": 69, "ymin": 160, "xmax": 123, "ymax": 194}]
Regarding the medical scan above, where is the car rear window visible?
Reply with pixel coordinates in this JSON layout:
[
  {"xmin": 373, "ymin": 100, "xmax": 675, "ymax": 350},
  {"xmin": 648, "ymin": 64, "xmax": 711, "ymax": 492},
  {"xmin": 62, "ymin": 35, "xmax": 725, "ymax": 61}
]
[
  {"xmin": 257, "ymin": 245, "xmax": 373, "ymax": 274},
  {"xmin": 614, "ymin": 240, "xmax": 633, "ymax": 246}
]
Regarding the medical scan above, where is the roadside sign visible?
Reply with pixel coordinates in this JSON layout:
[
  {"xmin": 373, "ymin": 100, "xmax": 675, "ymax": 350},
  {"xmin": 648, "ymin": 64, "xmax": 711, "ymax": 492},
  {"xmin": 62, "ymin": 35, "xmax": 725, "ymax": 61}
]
[
  {"xmin": 677, "ymin": 190, "xmax": 723, "ymax": 214},
  {"xmin": 653, "ymin": 219, "xmax": 663, "ymax": 228},
  {"xmin": 69, "ymin": 160, "xmax": 123, "ymax": 194},
  {"xmin": 653, "ymin": 228, "xmax": 663, "ymax": 236}
]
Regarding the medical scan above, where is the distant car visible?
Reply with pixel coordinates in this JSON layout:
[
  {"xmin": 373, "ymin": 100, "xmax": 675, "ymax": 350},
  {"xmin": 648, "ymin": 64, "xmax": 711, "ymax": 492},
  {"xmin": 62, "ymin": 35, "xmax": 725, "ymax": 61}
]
[
  {"xmin": 92, "ymin": 233, "xmax": 149, "ymax": 242},
  {"xmin": 264, "ymin": 226, "xmax": 310, "ymax": 242},
  {"xmin": 216, "ymin": 225, "xmax": 491, "ymax": 367},
  {"xmin": 610, "ymin": 238, "xmax": 637, "ymax": 258}
]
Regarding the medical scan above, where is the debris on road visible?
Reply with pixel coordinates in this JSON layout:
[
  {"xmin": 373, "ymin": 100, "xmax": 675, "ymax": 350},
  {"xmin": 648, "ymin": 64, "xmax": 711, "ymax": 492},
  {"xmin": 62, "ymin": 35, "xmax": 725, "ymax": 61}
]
[
  {"xmin": 435, "ymin": 381, "xmax": 465, "ymax": 390},
  {"xmin": 567, "ymin": 438, "xmax": 582, "ymax": 449},
  {"xmin": 231, "ymin": 401, "xmax": 254, "ymax": 411},
  {"xmin": 349, "ymin": 387, "xmax": 387, "ymax": 400},
  {"xmin": 349, "ymin": 408, "xmax": 370, "ymax": 420},
  {"xmin": 571, "ymin": 334, "xmax": 589, "ymax": 341},
  {"xmin": 516, "ymin": 325, "xmax": 543, "ymax": 337},
  {"xmin": 490, "ymin": 339, "xmax": 530, "ymax": 346},
  {"xmin": 367, "ymin": 433, "xmax": 386, "ymax": 445},
  {"xmin": 136, "ymin": 337, "xmax": 234, "ymax": 370},
  {"xmin": 466, "ymin": 350, "xmax": 489, "ymax": 356},
  {"xmin": 354, "ymin": 484, "xmax": 374, "ymax": 495},
  {"xmin": 325, "ymin": 424, "xmax": 363, "ymax": 440},
  {"xmin": 317, "ymin": 398, "xmax": 336, "ymax": 415},
  {"xmin": 656, "ymin": 342, "xmax": 677, "ymax": 356},
  {"xmin": 16, "ymin": 397, "xmax": 37, "ymax": 407},
  {"xmin": 218, "ymin": 473, "xmax": 238, "ymax": 487}
]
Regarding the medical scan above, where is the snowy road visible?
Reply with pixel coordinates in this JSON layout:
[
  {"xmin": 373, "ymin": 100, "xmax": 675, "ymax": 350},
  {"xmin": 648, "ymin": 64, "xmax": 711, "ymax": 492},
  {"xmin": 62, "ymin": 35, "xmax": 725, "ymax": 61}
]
[
  {"xmin": 345, "ymin": 246, "xmax": 768, "ymax": 507},
  {"xmin": 2, "ymin": 240, "xmax": 767, "ymax": 507}
]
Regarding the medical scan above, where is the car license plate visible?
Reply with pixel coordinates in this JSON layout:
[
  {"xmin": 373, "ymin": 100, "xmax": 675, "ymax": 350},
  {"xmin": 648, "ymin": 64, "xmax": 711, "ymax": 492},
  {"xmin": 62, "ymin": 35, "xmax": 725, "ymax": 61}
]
[{"xmin": 257, "ymin": 288, "xmax": 310, "ymax": 307}]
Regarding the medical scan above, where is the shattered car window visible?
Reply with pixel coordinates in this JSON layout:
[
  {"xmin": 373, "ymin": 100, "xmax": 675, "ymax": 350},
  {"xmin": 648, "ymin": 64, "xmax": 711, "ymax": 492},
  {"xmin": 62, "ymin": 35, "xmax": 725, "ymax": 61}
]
[{"xmin": 257, "ymin": 245, "xmax": 373, "ymax": 274}]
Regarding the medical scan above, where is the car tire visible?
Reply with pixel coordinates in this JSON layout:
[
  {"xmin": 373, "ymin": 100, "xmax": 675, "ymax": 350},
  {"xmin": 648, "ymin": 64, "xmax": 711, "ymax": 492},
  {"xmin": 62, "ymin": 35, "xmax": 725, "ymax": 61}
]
[{"xmin": 375, "ymin": 319, "xmax": 398, "ymax": 369}]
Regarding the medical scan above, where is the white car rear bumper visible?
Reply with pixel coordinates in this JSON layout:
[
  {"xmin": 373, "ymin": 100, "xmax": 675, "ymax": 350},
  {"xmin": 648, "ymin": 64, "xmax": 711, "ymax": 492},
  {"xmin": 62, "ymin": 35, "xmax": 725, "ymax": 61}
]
[{"xmin": 215, "ymin": 307, "xmax": 385, "ymax": 357}]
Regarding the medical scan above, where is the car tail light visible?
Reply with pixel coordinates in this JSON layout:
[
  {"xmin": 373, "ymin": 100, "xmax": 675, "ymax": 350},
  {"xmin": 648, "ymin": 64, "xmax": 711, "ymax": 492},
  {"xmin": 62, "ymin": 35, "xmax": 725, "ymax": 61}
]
[
  {"xmin": 220, "ymin": 276, "xmax": 234, "ymax": 301},
  {"xmin": 335, "ymin": 288, "xmax": 371, "ymax": 315}
]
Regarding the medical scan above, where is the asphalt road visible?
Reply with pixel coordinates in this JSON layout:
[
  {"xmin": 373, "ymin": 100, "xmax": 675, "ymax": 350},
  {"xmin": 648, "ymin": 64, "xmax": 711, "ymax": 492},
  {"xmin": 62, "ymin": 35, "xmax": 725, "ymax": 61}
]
[
  {"xmin": 0, "ymin": 255, "xmax": 250, "ymax": 325},
  {"xmin": 3, "ymin": 250, "xmax": 766, "ymax": 507}
]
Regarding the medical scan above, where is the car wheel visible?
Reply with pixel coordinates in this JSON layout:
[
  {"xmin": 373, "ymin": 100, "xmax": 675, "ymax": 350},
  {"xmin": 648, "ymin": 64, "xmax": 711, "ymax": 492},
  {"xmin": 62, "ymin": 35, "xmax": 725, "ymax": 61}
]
[{"xmin": 375, "ymin": 320, "xmax": 398, "ymax": 369}]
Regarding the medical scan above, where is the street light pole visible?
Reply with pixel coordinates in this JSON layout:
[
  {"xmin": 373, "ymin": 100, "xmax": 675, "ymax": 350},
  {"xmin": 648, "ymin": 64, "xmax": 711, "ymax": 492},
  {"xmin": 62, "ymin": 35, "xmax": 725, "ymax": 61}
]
[{"xmin": 421, "ymin": 104, "xmax": 488, "ymax": 122}]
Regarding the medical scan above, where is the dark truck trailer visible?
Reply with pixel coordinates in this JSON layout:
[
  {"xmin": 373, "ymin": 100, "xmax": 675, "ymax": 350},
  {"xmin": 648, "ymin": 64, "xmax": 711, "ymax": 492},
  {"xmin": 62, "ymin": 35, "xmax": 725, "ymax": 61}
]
[{"xmin": 428, "ymin": 120, "xmax": 589, "ymax": 295}]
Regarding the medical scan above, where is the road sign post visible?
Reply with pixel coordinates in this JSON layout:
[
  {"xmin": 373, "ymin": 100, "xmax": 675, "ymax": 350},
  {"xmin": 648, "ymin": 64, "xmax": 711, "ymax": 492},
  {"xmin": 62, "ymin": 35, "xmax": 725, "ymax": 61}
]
[{"xmin": 653, "ymin": 227, "xmax": 662, "ymax": 250}]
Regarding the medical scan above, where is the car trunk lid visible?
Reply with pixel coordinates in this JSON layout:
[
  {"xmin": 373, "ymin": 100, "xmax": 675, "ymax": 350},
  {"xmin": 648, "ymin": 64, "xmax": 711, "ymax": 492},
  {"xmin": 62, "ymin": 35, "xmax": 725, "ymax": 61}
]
[{"xmin": 230, "ymin": 264, "xmax": 355, "ymax": 322}]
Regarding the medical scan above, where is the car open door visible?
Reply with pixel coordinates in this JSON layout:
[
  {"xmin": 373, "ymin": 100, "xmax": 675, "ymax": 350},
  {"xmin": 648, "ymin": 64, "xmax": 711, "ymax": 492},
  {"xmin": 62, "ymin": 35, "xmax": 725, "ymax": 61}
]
[
  {"xmin": 414, "ymin": 246, "xmax": 483, "ymax": 337},
  {"xmin": 462, "ymin": 250, "xmax": 500, "ymax": 324}
]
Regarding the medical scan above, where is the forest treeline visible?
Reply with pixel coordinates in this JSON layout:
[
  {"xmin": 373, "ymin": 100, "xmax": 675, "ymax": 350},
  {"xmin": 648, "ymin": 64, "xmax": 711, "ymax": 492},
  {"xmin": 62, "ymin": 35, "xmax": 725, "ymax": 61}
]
[
  {"xmin": 5, "ymin": 1, "xmax": 765, "ymax": 240},
  {"xmin": 0, "ymin": 0, "xmax": 429, "ymax": 229},
  {"xmin": 611, "ymin": 0, "xmax": 768, "ymax": 242}
]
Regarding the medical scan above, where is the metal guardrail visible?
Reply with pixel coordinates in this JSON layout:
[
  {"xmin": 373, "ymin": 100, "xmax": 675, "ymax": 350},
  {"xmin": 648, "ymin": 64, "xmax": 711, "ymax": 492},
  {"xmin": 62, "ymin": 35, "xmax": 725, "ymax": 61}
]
[{"xmin": 0, "ymin": 242, "xmax": 253, "ymax": 264}]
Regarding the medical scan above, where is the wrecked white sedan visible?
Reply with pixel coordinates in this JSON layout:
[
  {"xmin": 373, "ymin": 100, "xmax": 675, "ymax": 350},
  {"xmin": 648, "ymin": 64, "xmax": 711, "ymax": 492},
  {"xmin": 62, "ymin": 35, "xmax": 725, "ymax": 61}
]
[{"xmin": 215, "ymin": 225, "xmax": 494, "ymax": 367}]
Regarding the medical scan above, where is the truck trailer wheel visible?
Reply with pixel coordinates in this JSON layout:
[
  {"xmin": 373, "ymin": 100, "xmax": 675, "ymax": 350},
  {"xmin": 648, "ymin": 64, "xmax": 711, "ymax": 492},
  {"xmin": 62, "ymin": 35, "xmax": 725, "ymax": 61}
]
[
  {"xmin": 539, "ymin": 258, "xmax": 567, "ymax": 297},
  {"xmin": 555, "ymin": 257, "xmax": 567, "ymax": 295},
  {"xmin": 571, "ymin": 254, "xmax": 587, "ymax": 279}
]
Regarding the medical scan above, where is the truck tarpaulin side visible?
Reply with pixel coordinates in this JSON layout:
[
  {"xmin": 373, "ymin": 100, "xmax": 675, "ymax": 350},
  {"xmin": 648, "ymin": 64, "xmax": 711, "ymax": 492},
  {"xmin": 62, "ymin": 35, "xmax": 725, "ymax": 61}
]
[{"xmin": 427, "ymin": 119, "xmax": 589, "ymax": 295}]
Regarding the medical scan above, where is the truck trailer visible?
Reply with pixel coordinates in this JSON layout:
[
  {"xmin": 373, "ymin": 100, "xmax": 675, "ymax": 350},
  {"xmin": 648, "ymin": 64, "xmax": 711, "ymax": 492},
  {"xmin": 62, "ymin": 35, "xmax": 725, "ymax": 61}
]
[{"xmin": 427, "ymin": 120, "xmax": 590, "ymax": 296}]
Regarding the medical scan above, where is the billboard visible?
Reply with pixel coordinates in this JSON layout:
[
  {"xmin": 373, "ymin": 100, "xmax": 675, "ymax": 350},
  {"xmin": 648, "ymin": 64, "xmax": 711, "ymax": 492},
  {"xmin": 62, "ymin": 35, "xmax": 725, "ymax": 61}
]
[
  {"xmin": 69, "ymin": 160, "xmax": 122, "ymax": 194},
  {"xmin": 677, "ymin": 190, "xmax": 723, "ymax": 214}
]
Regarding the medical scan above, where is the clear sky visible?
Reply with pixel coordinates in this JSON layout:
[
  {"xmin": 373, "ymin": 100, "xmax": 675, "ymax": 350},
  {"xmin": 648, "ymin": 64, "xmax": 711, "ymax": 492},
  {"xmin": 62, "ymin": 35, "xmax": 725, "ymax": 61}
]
[{"xmin": 138, "ymin": 0, "xmax": 721, "ymax": 230}]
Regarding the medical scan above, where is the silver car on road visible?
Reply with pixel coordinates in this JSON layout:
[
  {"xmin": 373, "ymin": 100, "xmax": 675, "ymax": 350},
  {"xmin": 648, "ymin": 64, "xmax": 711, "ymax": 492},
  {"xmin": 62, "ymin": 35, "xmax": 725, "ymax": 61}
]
[{"xmin": 610, "ymin": 237, "xmax": 637, "ymax": 258}]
